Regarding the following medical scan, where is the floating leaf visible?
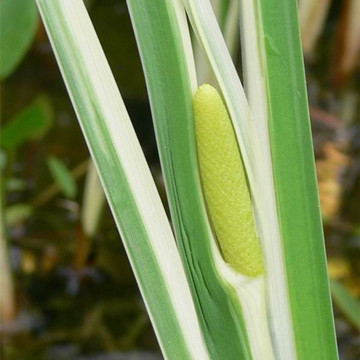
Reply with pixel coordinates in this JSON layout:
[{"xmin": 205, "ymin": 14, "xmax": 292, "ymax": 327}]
[{"xmin": 0, "ymin": 0, "xmax": 39, "ymax": 79}]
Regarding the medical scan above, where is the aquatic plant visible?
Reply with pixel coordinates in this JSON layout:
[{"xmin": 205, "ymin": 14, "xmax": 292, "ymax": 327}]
[{"xmin": 34, "ymin": 0, "xmax": 338, "ymax": 359}]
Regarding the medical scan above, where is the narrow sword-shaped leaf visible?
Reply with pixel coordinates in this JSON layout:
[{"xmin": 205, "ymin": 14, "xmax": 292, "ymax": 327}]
[
  {"xmin": 35, "ymin": 1, "xmax": 209, "ymax": 359},
  {"xmin": 127, "ymin": 1, "xmax": 254, "ymax": 359},
  {"xmin": 194, "ymin": 0, "xmax": 238, "ymax": 84},
  {"xmin": 185, "ymin": 1, "xmax": 338, "ymax": 359},
  {"xmin": 183, "ymin": 0, "xmax": 296, "ymax": 358},
  {"xmin": 253, "ymin": 1, "xmax": 339, "ymax": 358},
  {"xmin": 237, "ymin": 0, "xmax": 297, "ymax": 357}
]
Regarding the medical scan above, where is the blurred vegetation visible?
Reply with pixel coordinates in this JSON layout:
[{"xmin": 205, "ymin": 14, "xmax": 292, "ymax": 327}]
[{"xmin": 0, "ymin": 0, "xmax": 359, "ymax": 359}]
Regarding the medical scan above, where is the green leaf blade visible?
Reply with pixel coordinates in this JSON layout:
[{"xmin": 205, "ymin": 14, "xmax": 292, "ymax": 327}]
[
  {"xmin": 47, "ymin": 156, "xmax": 77, "ymax": 199},
  {"xmin": 127, "ymin": 1, "xmax": 253, "ymax": 359},
  {"xmin": 258, "ymin": 0, "xmax": 339, "ymax": 359},
  {"xmin": 35, "ymin": 1, "xmax": 209, "ymax": 359}
]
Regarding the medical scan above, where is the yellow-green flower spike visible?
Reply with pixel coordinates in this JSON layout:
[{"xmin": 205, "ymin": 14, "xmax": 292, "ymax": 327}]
[{"xmin": 194, "ymin": 83, "xmax": 264, "ymax": 277}]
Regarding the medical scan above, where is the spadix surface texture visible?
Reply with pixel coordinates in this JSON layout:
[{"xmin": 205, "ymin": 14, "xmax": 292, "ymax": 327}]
[{"xmin": 194, "ymin": 84, "xmax": 264, "ymax": 277}]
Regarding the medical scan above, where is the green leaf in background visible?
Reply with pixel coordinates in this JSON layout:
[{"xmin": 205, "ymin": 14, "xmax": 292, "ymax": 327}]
[
  {"xmin": 331, "ymin": 279, "xmax": 360, "ymax": 331},
  {"xmin": 81, "ymin": 161, "xmax": 105, "ymax": 238},
  {"xmin": 5, "ymin": 204, "xmax": 33, "ymax": 226},
  {"xmin": 6, "ymin": 178, "xmax": 27, "ymax": 192},
  {"xmin": 1, "ymin": 96, "xmax": 53, "ymax": 150},
  {"xmin": 47, "ymin": 156, "xmax": 77, "ymax": 199},
  {"xmin": 0, "ymin": 0, "xmax": 39, "ymax": 79},
  {"xmin": 0, "ymin": 150, "xmax": 7, "ymax": 171}
]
